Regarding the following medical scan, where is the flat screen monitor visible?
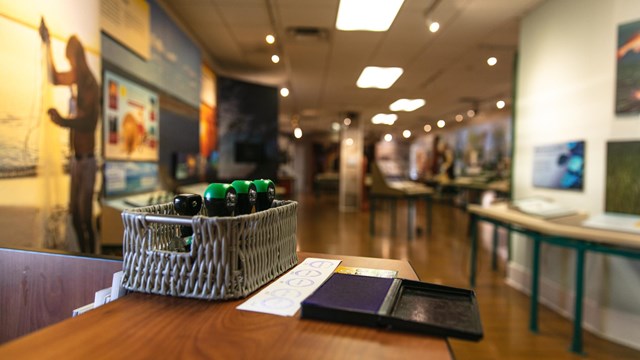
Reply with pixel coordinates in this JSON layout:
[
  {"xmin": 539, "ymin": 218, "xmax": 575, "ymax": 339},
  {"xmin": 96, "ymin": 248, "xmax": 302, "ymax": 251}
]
[{"xmin": 605, "ymin": 141, "xmax": 640, "ymax": 215}]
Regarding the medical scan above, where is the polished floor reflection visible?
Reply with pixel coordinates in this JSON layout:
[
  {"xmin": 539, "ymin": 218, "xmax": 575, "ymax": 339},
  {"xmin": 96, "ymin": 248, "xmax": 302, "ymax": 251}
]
[{"xmin": 294, "ymin": 193, "xmax": 640, "ymax": 360}]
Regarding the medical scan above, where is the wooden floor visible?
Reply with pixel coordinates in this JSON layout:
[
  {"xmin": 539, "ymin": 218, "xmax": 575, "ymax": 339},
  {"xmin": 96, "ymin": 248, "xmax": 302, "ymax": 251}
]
[{"xmin": 294, "ymin": 193, "xmax": 640, "ymax": 360}]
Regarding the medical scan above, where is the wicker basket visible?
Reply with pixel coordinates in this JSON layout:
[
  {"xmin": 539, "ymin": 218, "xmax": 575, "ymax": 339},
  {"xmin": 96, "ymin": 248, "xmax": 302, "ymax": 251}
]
[{"xmin": 121, "ymin": 200, "xmax": 298, "ymax": 300}]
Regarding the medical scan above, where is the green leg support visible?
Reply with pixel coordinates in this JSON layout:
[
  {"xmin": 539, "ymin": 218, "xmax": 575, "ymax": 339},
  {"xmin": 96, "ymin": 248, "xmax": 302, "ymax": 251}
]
[
  {"xmin": 529, "ymin": 234, "xmax": 541, "ymax": 333},
  {"xmin": 492, "ymin": 223, "xmax": 499, "ymax": 271},
  {"xmin": 570, "ymin": 246, "xmax": 586, "ymax": 354},
  {"xmin": 469, "ymin": 214, "xmax": 478, "ymax": 288}
]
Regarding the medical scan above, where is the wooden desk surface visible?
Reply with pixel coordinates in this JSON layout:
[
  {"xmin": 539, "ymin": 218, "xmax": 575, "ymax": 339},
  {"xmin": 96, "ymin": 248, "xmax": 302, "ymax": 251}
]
[
  {"xmin": 468, "ymin": 203, "xmax": 640, "ymax": 249},
  {"xmin": 0, "ymin": 252, "xmax": 452, "ymax": 360}
]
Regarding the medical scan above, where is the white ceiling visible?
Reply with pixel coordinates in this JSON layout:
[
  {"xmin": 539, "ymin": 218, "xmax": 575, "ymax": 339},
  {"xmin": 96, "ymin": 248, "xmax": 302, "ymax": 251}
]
[{"xmin": 160, "ymin": 0, "xmax": 546, "ymax": 138}]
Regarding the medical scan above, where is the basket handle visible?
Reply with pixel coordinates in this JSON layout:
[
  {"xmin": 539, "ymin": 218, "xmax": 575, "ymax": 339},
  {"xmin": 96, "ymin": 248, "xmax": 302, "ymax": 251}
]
[{"xmin": 140, "ymin": 213, "xmax": 194, "ymax": 226}]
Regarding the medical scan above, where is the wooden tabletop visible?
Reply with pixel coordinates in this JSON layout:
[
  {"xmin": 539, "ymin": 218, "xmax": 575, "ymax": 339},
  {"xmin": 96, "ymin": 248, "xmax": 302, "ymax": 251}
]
[
  {"xmin": 468, "ymin": 203, "xmax": 640, "ymax": 249},
  {"xmin": 0, "ymin": 252, "xmax": 452, "ymax": 360}
]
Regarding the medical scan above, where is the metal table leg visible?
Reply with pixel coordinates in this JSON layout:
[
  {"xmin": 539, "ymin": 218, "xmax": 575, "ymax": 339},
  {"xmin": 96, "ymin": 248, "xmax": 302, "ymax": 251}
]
[
  {"xmin": 408, "ymin": 198, "xmax": 415, "ymax": 240},
  {"xmin": 390, "ymin": 198, "xmax": 397, "ymax": 236},
  {"xmin": 529, "ymin": 233, "xmax": 541, "ymax": 333},
  {"xmin": 469, "ymin": 213, "xmax": 478, "ymax": 287},
  {"xmin": 492, "ymin": 223, "xmax": 499, "ymax": 270},
  {"xmin": 369, "ymin": 197, "xmax": 376, "ymax": 236},
  {"xmin": 570, "ymin": 245, "xmax": 586, "ymax": 354}
]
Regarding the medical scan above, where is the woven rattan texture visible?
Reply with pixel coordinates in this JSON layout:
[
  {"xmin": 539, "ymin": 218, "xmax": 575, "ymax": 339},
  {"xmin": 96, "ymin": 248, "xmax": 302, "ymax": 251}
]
[{"xmin": 121, "ymin": 200, "xmax": 298, "ymax": 300}]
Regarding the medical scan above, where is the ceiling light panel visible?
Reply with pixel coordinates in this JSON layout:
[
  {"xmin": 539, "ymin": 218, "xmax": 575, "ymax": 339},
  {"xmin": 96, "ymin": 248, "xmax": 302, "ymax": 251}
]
[
  {"xmin": 371, "ymin": 113, "xmax": 398, "ymax": 125},
  {"xmin": 336, "ymin": 0, "xmax": 404, "ymax": 32},
  {"xmin": 356, "ymin": 67, "xmax": 403, "ymax": 89},
  {"xmin": 389, "ymin": 99, "xmax": 425, "ymax": 112}
]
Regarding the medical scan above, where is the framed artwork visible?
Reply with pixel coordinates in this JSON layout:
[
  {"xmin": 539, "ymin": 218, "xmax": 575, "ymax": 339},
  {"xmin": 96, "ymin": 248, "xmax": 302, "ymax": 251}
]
[
  {"xmin": 605, "ymin": 141, "xmax": 640, "ymax": 215},
  {"xmin": 532, "ymin": 140, "xmax": 585, "ymax": 190},
  {"xmin": 615, "ymin": 19, "xmax": 640, "ymax": 114}
]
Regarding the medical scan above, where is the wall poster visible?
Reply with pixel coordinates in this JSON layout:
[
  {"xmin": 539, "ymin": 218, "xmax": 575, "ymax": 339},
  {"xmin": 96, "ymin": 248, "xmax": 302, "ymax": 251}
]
[
  {"xmin": 103, "ymin": 70, "xmax": 159, "ymax": 161},
  {"xmin": 532, "ymin": 140, "xmax": 585, "ymax": 190},
  {"xmin": 616, "ymin": 19, "xmax": 640, "ymax": 114}
]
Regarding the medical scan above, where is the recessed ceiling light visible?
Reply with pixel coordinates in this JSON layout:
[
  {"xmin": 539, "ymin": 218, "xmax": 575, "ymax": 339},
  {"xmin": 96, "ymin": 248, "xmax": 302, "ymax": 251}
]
[
  {"xmin": 467, "ymin": 109, "xmax": 476, "ymax": 118},
  {"xmin": 271, "ymin": 55, "xmax": 280, "ymax": 63},
  {"xmin": 423, "ymin": 124, "xmax": 432, "ymax": 132},
  {"xmin": 280, "ymin": 87, "xmax": 289, "ymax": 97},
  {"xmin": 357, "ymin": 66, "xmax": 403, "ymax": 89},
  {"xmin": 371, "ymin": 113, "xmax": 398, "ymax": 125},
  {"xmin": 345, "ymin": 138, "xmax": 354, "ymax": 146},
  {"xmin": 403, "ymin": 130, "xmax": 411, "ymax": 138},
  {"xmin": 428, "ymin": 21, "xmax": 440, "ymax": 33},
  {"xmin": 294, "ymin": 127, "xmax": 303, "ymax": 139},
  {"xmin": 437, "ymin": 120, "xmax": 445, "ymax": 128},
  {"xmin": 266, "ymin": 34, "xmax": 275, "ymax": 44},
  {"xmin": 496, "ymin": 100, "xmax": 505, "ymax": 109},
  {"xmin": 331, "ymin": 122, "xmax": 341, "ymax": 131},
  {"xmin": 384, "ymin": 133, "xmax": 393, "ymax": 142},
  {"xmin": 455, "ymin": 114, "xmax": 463, "ymax": 122},
  {"xmin": 344, "ymin": 117, "xmax": 352, "ymax": 126},
  {"xmin": 389, "ymin": 99, "xmax": 425, "ymax": 112},
  {"xmin": 487, "ymin": 57, "xmax": 497, "ymax": 66},
  {"xmin": 336, "ymin": 0, "xmax": 404, "ymax": 32}
]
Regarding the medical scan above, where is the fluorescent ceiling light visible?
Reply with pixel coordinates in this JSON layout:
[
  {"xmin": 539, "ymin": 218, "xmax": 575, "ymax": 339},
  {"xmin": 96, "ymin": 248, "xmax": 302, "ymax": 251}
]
[
  {"xmin": 357, "ymin": 66, "xmax": 403, "ymax": 89},
  {"xmin": 389, "ymin": 99, "xmax": 425, "ymax": 112},
  {"xmin": 336, "ymin": 0, "xmax": 404, "ymax": 32},
  {"xmin": 371, "ymin": 113, "xmax": 398, "ymax": 125}
]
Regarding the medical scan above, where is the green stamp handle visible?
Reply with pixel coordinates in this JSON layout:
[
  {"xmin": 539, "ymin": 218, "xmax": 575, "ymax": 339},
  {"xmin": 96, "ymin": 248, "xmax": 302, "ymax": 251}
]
[
  {"xmin": 204, "ymin": 183, "xmax": 237, "ymax": 216},
  {"xmin": 231, "ymin": 180, "xmax": 257, "ymax": 214}
]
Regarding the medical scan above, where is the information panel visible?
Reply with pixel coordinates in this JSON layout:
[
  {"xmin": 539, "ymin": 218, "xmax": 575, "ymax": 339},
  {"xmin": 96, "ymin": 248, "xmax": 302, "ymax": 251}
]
[{"xmin": 103, "ymin": 71, "xmax": 159, "ymax": 161}]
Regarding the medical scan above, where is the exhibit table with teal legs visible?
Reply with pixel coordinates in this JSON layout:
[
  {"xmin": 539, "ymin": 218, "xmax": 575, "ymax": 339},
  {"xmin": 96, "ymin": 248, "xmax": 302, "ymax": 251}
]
[
  {"xmin": 369, "ymin": 193, "xmax": 432, "ymax": 240},
  {"xmin": 467, "ymin": 203, "xmax": 640, "ymax": 355}
]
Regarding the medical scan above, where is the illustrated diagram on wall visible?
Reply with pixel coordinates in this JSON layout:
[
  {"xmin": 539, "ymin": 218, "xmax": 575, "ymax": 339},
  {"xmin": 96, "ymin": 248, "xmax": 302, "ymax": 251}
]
[
  {"xmin": 616, "ymin": 19, "xmax": 640, "ymax": 114},
  {"xmin": 103, "ymin": 71, "xmax": 159, "ymax": 161}
]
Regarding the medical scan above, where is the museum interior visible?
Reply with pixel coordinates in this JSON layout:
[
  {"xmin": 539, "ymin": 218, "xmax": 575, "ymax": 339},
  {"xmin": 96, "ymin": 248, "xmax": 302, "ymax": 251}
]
[{"xmin": 1, "ymin": 0, "xmax": 640, "ymax": 359}]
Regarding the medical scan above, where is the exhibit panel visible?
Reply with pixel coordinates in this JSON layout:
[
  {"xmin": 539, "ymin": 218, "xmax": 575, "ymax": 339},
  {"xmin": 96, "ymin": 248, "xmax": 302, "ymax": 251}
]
[{"xmin": 513, "ymin": 0, "xmax": 640, "ymax": 349}]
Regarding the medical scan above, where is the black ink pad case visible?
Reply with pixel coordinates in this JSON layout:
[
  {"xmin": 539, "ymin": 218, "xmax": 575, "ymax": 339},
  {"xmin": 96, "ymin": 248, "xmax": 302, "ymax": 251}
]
[{"xmin": 300, "ymin": 273, "xmax": 483, "ymax": 341}]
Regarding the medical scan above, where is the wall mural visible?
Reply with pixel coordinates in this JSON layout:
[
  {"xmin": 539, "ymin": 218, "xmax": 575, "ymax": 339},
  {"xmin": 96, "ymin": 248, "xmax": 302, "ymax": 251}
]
[{"xmin": 0, "ymin": 0, "xmax": 101, "ymax": 251}]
